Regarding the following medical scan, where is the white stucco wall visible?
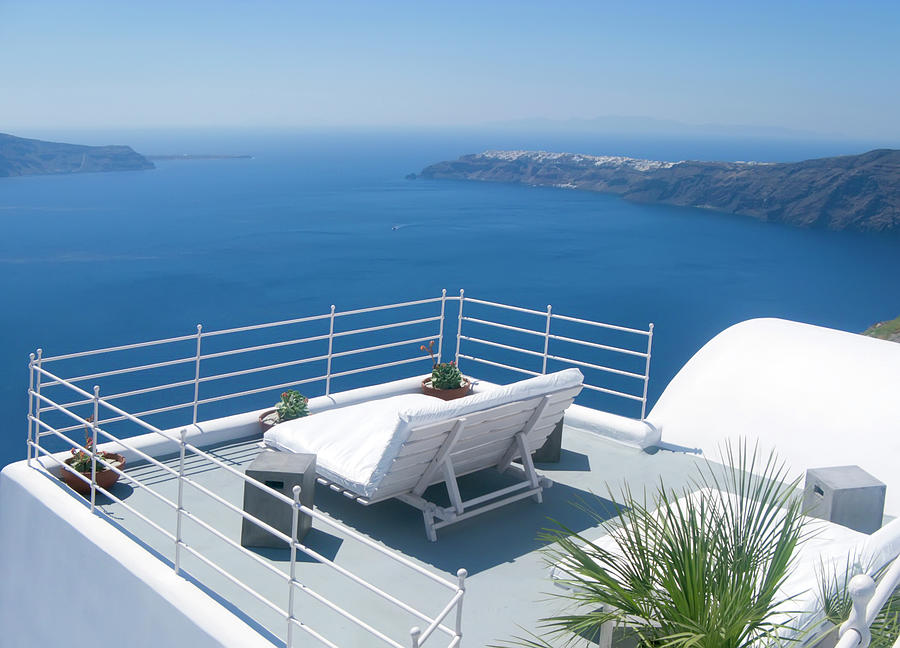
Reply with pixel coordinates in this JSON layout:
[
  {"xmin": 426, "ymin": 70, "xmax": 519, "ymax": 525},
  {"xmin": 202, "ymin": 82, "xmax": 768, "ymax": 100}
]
[
  {"xmin": 647, "ymin": 318, "xmax": 900, "ymax": 512},
  {"xmin": 0, "ymin": 461, "xmax": 275, "ymax": 648}
]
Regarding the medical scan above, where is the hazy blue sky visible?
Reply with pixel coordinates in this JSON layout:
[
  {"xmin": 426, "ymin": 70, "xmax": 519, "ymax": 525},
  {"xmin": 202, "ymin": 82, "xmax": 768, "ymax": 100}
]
[{"xmin": 2, "ymin": 1, "xmax": 899, "ymax": 139}]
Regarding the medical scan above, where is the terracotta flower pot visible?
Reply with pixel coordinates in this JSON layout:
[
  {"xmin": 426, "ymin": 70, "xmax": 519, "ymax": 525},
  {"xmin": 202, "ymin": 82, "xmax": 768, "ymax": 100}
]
[
  {"xmin": 259, "ymin": 409, "xmax": 280, "ymax": 432},
  {"xmin": 422, "ymin": 377, "xmax": 471, "ymax": 401},
  {"xmin": 62, "ymin": 453, "xmax": 126, "ymax": 496}
]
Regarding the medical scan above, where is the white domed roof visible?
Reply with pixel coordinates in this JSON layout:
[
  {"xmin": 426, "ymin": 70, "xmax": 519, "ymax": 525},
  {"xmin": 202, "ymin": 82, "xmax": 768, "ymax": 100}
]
[{"xmin": 649, "ymin": 318, "xmax": 900, "ymax": 512}]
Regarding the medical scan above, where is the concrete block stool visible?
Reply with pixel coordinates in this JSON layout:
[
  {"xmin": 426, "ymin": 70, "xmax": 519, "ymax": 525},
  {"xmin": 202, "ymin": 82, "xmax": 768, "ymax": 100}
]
[
  {"xmin": 803, "ymin": 465, "xmax": 886, "ymax": 534},
  {"xmin": 241, "ymin": 450, "xmax": 316, "ymax": 548}
]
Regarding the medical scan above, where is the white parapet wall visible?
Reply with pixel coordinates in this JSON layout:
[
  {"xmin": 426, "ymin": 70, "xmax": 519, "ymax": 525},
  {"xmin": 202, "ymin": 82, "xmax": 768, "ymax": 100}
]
[
  {"xmin": 1, "ymin": 376, "xmax": 429, "ymax": 648},
  {"xmin": 0, "ymin": 461, "xmax": 275, "ymax": 648}
]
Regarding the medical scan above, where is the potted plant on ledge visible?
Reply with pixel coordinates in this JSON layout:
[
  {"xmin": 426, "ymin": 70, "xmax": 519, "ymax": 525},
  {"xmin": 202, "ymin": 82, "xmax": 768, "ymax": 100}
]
[
  {"xmin": 259, "ymin": 389, "xmax": 309, "ymax": 432},
  {"xmin": 420, "ymin": 340, "xmax": 471, "ymax": 401},
  {"xmin": 61, "ymin": 417, "xmax": 126, "ymax": 496}
]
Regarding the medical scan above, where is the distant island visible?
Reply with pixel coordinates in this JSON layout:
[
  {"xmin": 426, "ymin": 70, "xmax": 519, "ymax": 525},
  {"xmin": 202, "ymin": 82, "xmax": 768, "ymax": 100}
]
[
  {"xmin": 0, "ymin": 132, "xmax": 153, "ymax": 177},
  {"xmin": 414, "ymin": 149, "xmax": 900, "ymax": 232},
  {"xmin": 146, "ymin": 154, "xmax": 252, "ymax": 160},
  {"xmin": 865, "ymin": 316, "xmax": 900, "ymax": 343}
]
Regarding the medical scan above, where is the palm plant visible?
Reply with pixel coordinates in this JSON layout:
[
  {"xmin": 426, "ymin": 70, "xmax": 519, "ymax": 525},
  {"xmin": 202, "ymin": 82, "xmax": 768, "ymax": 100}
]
[
  {"xmin": 500, "ymin": 441, "xmax": 807, "ymax": 648},
  {"xmin": 818, "ymin": 556, "xmax": 900, "ymax": 648}
]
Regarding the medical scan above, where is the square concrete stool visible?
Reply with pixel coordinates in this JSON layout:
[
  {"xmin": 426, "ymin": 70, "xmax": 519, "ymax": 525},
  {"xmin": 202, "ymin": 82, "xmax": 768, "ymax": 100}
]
[
  {"xmin": 803, "ymin": 465, "xmax": 886, "ymax": 534},
  {"xmin": 241, "ymin": 450, "xmax": 316, "ymax": 548}
]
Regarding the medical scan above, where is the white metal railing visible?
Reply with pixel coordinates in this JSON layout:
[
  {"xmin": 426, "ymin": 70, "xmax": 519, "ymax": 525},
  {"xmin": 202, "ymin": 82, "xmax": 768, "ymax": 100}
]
[
  {"xmin": 27, "ymin": 363, "xmax": 466, "ymax": 648},
  {"xmin": 836, "ymin": 558, "xmax": 900, "ymax": 648},
  {"xmin": 23, "ymin": 290, "xmax": 654, "ymax": 647},
  {"xmin": 453, "ymin": 291, "xmax": 654, "ymax": 419}
]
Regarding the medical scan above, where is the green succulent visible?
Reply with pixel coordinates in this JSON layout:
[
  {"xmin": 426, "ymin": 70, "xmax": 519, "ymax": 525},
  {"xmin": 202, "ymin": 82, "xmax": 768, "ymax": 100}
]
[
  {"xmin": 276, "ymin": 389, "xmax": 309, "ymax": 422},
  {"xmin": 431, "ymin": 361, "xmax": 463, "ymax": 390}
]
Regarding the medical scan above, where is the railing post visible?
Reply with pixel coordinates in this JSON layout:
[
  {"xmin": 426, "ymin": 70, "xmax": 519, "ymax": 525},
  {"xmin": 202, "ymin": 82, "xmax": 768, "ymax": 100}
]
[
  {"xmin": 640, "ymin": 323, "xmax": 654, "ymax": 420},
  {"xmin": 287, "ymin": 485, "xmax": 301, "ymax": 648},
  {"xmin": 26, "ymin": 353, "xmax": 35, "ymax": 466},
  {"xmin": 90, "ymin": 385, "xmax": 100, "ymax": 513},
  {"xmin": 542, "ymin": 305, "xmax": 552, "ymax": 374},
  {"xmin": 436, "ymin": 289, "xmax": 447, "ymax": 364},
  {"xmin": 455, "ymin": 568, "xmax": 467, "ymax": 639},
  {"xmin": 840, "ymin": 573, "xmax": 875, "ymax": 648},
  {"xmin": 191, "ymin": 324, "xmax": 203, "ymax": 425},
  {"xmin": 454, "ymin": 289, "xmax": 464, "ymax": 366},
  {"xmin": 32, "ymin": 349, "xmax": 43, "ymax": 465},
  {"xmin": 325, "ymin": 305, "xmax": 336, "ymax": 396},
  {"xmin": 409, "ymin": 626, "xmax": 421, "ymax": 648},
  {"xmin": 175, "ymin": 428, "xmax": 187, "ymax": 574}
]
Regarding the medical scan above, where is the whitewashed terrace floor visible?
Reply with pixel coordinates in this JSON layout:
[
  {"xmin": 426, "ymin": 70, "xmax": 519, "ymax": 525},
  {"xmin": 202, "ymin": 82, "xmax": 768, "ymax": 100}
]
[{"xmin": 87, "ymin": 426, "xmax": 705, "ymax": 647}]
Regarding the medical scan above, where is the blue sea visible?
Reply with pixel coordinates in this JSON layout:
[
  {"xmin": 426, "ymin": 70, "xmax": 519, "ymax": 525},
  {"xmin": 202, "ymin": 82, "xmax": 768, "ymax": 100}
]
[{"xmin": 2, "ymin": 128, "xmax": 899, "ymax": 469}]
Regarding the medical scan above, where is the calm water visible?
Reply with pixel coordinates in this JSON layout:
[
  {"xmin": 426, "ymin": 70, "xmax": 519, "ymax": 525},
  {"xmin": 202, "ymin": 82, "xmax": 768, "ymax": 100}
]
[{"xmin": 2, "ymin": 129, "xmax": 898, "ymax": 468}]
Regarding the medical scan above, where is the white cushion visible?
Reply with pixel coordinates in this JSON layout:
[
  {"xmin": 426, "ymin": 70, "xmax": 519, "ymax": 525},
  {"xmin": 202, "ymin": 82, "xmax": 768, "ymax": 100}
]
[
  {"xmin": 264, "ymin": 369, "xmax": 584, "ymax": 497},
  {"xmin": 264, "ymin": 393, "xmax": 434, "ymax": 497}
]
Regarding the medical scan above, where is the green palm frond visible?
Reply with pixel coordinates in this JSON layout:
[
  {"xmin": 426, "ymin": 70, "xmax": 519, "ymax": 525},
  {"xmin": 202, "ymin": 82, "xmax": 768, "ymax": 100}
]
[{"xmin": 496, "ymin": 439, "xmax": 807, "ymax": 648}]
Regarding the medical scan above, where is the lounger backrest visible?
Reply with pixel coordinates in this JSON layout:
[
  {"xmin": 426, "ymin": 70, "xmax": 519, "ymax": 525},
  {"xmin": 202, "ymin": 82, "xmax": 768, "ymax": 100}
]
[{"xmin": 369, "ymin": 380, "xmax": 582, "ymax": 501}]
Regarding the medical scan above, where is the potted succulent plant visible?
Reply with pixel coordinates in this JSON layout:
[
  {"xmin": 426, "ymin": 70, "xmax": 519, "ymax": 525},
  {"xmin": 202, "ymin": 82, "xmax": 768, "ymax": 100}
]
[
  {"xmin": 259, "ymin": 389, "xmax": 310, "ymax": 432},
  {"xmin": 61, "ymin": 417, "xmax": 126, "ymax": 496},
  {"xmin": 420, "ymin": 340, "xmax": 471, "ymax": 400}
]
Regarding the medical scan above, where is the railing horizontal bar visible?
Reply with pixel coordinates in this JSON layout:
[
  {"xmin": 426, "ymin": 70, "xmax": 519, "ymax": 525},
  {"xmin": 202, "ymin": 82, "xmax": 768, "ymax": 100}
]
[
  {"xmin": 179, "ymin": 442, "xmax": 455, "ymax": 590},
  {"xmin": 459, "ymin": 335, "xmax": 543, "ymax": 358},
  {"xmin": 194, "ymin": 374, "xmax": 326, "ymax": 406},
  {"xmin": 333, "ymin": 296, "xmax": 443, "ymax": 318},
  {"xmin": 457, "ymin": 354, "xmax": 540, "ymax": 377},
  {"xmin": 179, "ymin": 470, "xmax": 294, "ymax": 544},
  {"xmin": 289, "ymin": 617, "xmax": 340, "ymax": 648},
  {"xmin": 199, "ymin": 333, "xmax": 331, "ymax": 361},
  {"xmin": 329, "ymin": 356, "xmax": 426, "ymax": 380},
  {"xmin": 41, "ymin": 333, "xmax": 198, "ymax": 362},
  {"xmin": 461, "ymin": 317, "xmax": 545, "ymax": 338},
  {"xmin": 31, "ymin": 391, "xmax": 92, "ymax": 429},
  {"xmin": 581, "ymin": 383, "xmax": 644, "ymax": 401},
  {"xmin": 181, "ymin": 442, "xmax": 294, "ymax": 507},
  {"xmin": 32, "ymin": 444, "xmax": 177, "ymax": 541},
  {"xmin": 291, "ymin": 538, "xmax": 453, "ymax": 637},
  {"xmin": 331, "ymin": 335, "xmax": 435, "ymax": 360},
  {"xmin": 202, "ymin": 313, "xmax": 331, "ymax": 338},
  {"xmin": 99, "ymin": 400, "xmax": 194, "ymax": 425},
  {"xmin": 198, "ymin": 354, "xmax": 328, "ymax": 384},
  {"xmin": 463, "ymin": 297, "xmax": 548, "ymax": 317},
  {"xmin": 180, "ymin": 509, "xmax": 290, "ymax": 582},
  {"xmin": 31, "ymin": 418, "xmax": 181, "ymax": 502},
  {"xmin": 292, "ymin": 579, "xmax": 404, "ymax": 648},
  {"xmin": 40, "ymin": 355, "xmax": 196, "ymax": 387},
  {"xmin": 46, "ymin": 378, "xmax": 198, "ymax": 412},
  {"xmin": 867, "ymin": 557, "xmax": 900, "ymax": 626},
  {"xmin": 332, "ymin": 316, "xmax": 441, "ymax": 339},
  {"xmin": 179, "ymin": 541, "xmax": 289, "ymax": 618},
  {"xmin": 548, "ymin": 333, "xmax": 648, "ymax": 358},
  {"xmin": 94, "ymin": 426, "xmax": 181, "ymax": 478},
  {"xmin": 551, "ymin": 312, "xmax": 651, "ymax": 336},
  {"xmin": 547, "ymin": 354, "xmax": 646, "ymax": 380},
  {"xmin": 417, "ymin": 589, "xmax": 465, "ymax": 644}
]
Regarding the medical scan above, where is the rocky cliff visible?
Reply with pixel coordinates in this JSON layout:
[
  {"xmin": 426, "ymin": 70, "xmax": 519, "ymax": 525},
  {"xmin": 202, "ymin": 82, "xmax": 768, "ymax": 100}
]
[
  {"xmin": 0, "ymin": 132, "xmax": 154, "ymax": 177},
  {"xmin": 417, "ymin": 149, "xmax": 900, "ymax": 231}
]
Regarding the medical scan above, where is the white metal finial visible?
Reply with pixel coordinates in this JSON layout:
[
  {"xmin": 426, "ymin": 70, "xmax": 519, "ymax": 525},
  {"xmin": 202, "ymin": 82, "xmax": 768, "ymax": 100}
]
[
  {"xmin": 840, "ymin": 573, "xmax": 876, "ymax": 648},
  {"xmin": 409, "ymin": 626, "xmax": 421, "ymax": 648}
]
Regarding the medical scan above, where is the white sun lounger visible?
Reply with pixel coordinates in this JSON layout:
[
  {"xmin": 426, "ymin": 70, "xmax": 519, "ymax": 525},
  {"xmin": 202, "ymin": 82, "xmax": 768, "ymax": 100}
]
[{"xmin": 265, "ymin": 369, "xmax": 584, "ymax": 540}]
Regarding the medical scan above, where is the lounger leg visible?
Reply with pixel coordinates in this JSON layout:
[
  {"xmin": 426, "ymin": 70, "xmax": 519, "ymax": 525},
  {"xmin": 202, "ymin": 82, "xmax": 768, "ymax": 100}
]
[
  {"xmin": 516, "ymin": 433, "xmax": 543, "ymax": 503},
  {"xmin": 423, "ymin": 506, "xmax": 438, "ymax": 542}
]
